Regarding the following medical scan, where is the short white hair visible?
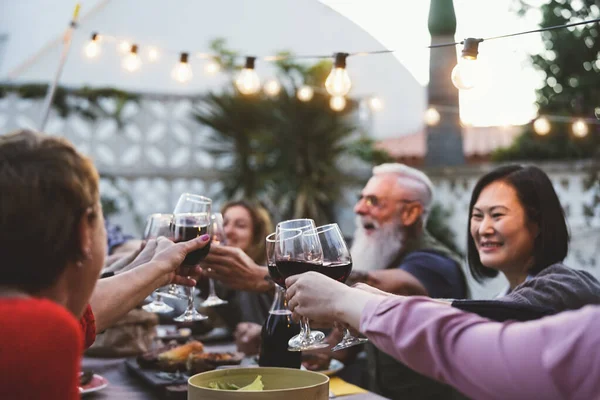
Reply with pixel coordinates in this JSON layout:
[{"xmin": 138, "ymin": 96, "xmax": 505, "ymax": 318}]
[{"xmin": 372, "ymin": 163, "xmax": 434, "ymax": 222}]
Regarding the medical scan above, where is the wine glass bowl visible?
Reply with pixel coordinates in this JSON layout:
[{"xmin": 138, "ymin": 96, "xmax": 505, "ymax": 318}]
[
  {"xmin": 172, "ymin": 193, "xmax": 212, "ymax": 322},
  {"xmin": 274, "ymin": 226, "xmax": 328, "ymax": 351}
]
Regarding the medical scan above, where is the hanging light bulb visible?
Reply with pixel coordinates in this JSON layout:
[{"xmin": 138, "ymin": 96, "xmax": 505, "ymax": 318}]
[
  {"xmin": 118, "ymin": 40, "xmax": 131, "ymax": 54},
  {"xmin": 330, "ymin": 96, "xmax": 346, "ymax": 112},
  {"xmin": 84, "ymin": 33, "xmax": 101, "ymax": 59},
  {"xmin": 236, "ymin": 57, "xmax": 261, "ymax": 95},
  {"xmin": 451, "ymin": 38, "xmax": 483, "ymax": 90},
  {"xmin": 368, "ymin": 97, "xmax": 383, "ymax": 111},
  {"xmin": 264, "ymin": 79, "xmax": 281, "ymax": 97},
  {"xmin": 204, "ymin": 59, "xmax": 220, "ymax": 75},
  {"xmin": 533, "ymin": 117, "xmax": 551, "ymax": 136},
  {"xmin": 572, "ymin": 119, "xmax": 589, "ymax": 137},
  {"xmin": 122, "ymin": 44, "xmax": 141, "ymax": 72},
  {"xmin": 595, "ymin": 107, "xmax": 600, "ymax": 120},
  {"xmin": 325, "ymin": 53, "xmax": 352, "ymax": 96},
  {"xmin": 147, "ymin": 47, "xmax": 159, "ymax": 62},
  {"xmin": 424, "ymin": 107, "xmax": 441, "ymax": 126},
  {"xmin": 171, "ymin": 52, "xmax": 193, "ymax": 83},
  {"xmin": 297, "ymin": 85, "xmax": 314, "ymax": 102}
]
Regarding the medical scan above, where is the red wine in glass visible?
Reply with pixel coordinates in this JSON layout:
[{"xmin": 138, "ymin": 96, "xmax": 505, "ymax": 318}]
[
  {"xmin": 275, "ymin": 260, "xmax": 323, "ymax": 280},
  {"xmin": 321, "ymin": 261, "xmax": 353, "ymax": 283},
  {"xmin": 268, "ymin": 262, "xmax": 287, "ymax": 288},
  {"xmin": 171, "ymin": 220, "xmax": 211, "ymax": 265}
]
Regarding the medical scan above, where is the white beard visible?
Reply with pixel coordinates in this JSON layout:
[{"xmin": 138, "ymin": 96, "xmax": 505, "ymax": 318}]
[{"xmin": 350, "ymin": 216, "xmax": 405, "ymax": 272}]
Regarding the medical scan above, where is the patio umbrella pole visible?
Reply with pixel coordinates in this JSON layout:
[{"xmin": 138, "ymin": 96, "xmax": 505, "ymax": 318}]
[{"xmin": 39, "ymin": 3, "xmax": 81, "ymax": 132}]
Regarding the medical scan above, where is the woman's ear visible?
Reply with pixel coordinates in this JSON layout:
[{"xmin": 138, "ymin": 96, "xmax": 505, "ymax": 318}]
[{"xmin": 77, "ymin": 208, "xmax": 95, "ymax": 262}]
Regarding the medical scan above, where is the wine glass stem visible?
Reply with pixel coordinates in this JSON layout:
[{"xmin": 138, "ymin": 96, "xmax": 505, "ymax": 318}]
[
  {"xmin": 186, "ymin": 283, "xmax": 195, "ymax": 311},
  {"xmin": 300, "ymin": 317, "xmax": 311, "ymax": 342},
  {"xmin": 342, "ymin": 328, "xmax": 352, "ymax": 340},
  {"xmin": 208, "ymin": 278, "xmax": 217, "ymax": 297}
]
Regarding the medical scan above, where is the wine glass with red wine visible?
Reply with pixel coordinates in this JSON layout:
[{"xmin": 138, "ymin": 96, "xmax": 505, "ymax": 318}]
[
  {"xmin": 171, "ymin": 193, "xmax": 212, "ymax": 322},
  {"xmin": 141, "ymin": 213, "xmax": 176, "ymax": 313},
  {"xmin": 274, "ymin": 227, "xmax": 329, "ymax": 351},
  {"xmin": 265, "ymin": 232, "xmax": 291, "ymax": 315},
  {"xmin": 306, "ymin": 223, "xmax": 368, "ymax": 351},
  {"xmin": 200, "ymin": 212, "xmax": 228, "ymax": 307}
]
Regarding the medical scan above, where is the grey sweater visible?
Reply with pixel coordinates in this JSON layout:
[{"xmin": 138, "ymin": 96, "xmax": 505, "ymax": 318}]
[{"xmin": 500, "ymin": 263, "xmax": 600, "ymax": 312}]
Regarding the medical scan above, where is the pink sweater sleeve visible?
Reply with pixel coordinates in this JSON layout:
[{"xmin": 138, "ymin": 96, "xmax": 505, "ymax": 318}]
[{"xmin": 360, "ymin": 296, "xmax": 600, "ymax": 400}]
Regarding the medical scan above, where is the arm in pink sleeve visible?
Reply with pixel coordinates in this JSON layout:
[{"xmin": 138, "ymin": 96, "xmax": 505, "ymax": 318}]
[{"xmin": 360, "ymin": 297, "xmax": 600, "ymax": 400}]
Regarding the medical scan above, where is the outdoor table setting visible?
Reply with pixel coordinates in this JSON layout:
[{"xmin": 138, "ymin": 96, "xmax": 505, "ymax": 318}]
[{"xmin": 81, "ymin": 338, "xmax": 388, "ymax": 399}]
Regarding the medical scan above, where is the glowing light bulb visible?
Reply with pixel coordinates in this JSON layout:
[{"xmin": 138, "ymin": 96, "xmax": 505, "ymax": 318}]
[
  {"xmin": 533, "ymin": 117, "xmax": 551, "ymax": 136},
  {"xmin": 147, "ymin": 47, "xmax": 159, "ymax": 62},
  {"xmin": 264, "ymin": 79, "xmax": 281, "ymax": 97},
  {"xmin": 204, "ymin": 59, "xmax": 220, "ymax": 75},
  {"xmin": 118, "ymin": 40, "xmax": 131, "ymax": 54},
  {"xmin": 595, "ymin": 107, "xmax": 600, "ymax": 119},
  {"xmin": 330, "ymin": 96, "xmax": 346, "ymax": 112},
  {"xmin": 235, "ymin": 57, "xmax": 261, "ymax": 95},
  {"xmin": 297, "ymin": 86, "xmax": 314, "ymax": 102},
  {"xmin": 325, "ymin": 53, "xmax": 351, "ymax": 96},
  {"xmin": 84, "ymin": 33, "xmax": 101, "ymax": 59},
  {"xmin": 451, "ymin": 38, "xmax": 483, "ymax": 90},
  {"xmin": 172, "ymin": 53, "xmax": 193, "ymax": 83},
  {"xmin": 572, "ymin": 119, "xmax": 589, "ymax": 137},
  {"xmin": 424, "ymin": 107, "xmax": 441, "ymax": 126},
  {"xmin": 122, "ymin": 45, "xmax": 141, "ymax": 72},
  {"xmin": 368, "ymin": 97, "xmax": 383, "ymax": 111}
]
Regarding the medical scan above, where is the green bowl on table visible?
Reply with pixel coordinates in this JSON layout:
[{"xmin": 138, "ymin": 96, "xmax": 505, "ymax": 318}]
[{"xmin": 188, "ymin": 367, "xmax": 329, "ymax": 399}]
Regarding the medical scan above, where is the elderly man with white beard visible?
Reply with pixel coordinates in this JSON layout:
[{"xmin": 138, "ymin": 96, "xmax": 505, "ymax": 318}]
[{"xmin": 333, "ymin": 163, "xmax": 467, "ymax": 399}]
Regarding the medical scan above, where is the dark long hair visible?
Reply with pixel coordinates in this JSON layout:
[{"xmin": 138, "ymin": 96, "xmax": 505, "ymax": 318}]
[{"xmin": 467, "ymin": 165, "xmax": 569, "ymax": 282}]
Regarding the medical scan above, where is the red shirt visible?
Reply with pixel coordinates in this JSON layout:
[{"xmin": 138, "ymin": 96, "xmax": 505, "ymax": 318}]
[{"xmin": 0, "ymin": 298, "xmax": 83, "ymax": 400}]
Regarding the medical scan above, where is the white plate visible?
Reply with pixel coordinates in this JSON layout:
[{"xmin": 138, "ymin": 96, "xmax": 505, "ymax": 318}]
[
  {"xmin": 302, "ymin": 359, "xmax": 344, "ymax": 376},
  {"xmin": 79, "ymin": 373, "xmax": 109, "ymax": 395}
]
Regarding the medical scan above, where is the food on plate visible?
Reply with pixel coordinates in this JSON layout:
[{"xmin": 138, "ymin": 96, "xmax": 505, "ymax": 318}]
[
  {"xmin": 158, "ymin": 340, "xmax": 204, "ymax": 361},
  {"xmin": 187, "ymin": 351, "xmax": 244, "ymax": 374},
  {"xmin": 208, "ymin": 376, "xmax": 264, "ymax": 391},
  {"xmin": 136, "ymin": 342, "xmax": 179, "ymax": 369}
]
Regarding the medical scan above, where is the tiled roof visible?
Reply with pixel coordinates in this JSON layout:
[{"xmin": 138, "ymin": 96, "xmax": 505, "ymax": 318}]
[{"xmin": 376, "ymin": 125, "xmax": 523, "ymax": 158}]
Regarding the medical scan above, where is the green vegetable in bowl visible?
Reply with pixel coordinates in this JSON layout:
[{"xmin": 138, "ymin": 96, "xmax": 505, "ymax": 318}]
[{"xmin": 208, "ymin": 375, "xmax": 264, "ymax": 391}]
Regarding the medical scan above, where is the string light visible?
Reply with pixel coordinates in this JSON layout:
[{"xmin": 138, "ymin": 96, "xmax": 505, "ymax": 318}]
[
  {"xmin": 330, "ymin": 96, "xmax": 346, "ymax": 112},
  {"xmin": 118, "ymin": 40, "xmax": 131, "ymax": 54},
  {"xmin": 297, "ymin": 85, "xmax": 314, "ymax": 102},
  {"xmin": 424, "ymin": 107, "xmax": 441, "ymax": 126},
  {"xmin": 203, "ymin": 59, "xmax": 220, "ymax": 75},
  {"xmin": 533, "ymin": 117, "xmax": 551, "ymax": 136},
  {"xmin": 172, "ymin": 52, "xmax": 193, "ymax": 83},
  {"xmin": 264, "ymin": 79, "xmax": 281, "ymax": 97},
  {"xmin": 325, "ymin": 53, "xmax": 352, "ymax": 97},
  {"xmin": 122, "ymin": 44, "xmax": 141, "ymax": 72},
  {"xmin": 451, "ymin": 38, "xmax": 483, "ymax": 90},
  {"xmin": 572, "ymin": 119, "xmax": 589, "ymax": 138},
  {"xmin": 368, "ymin": 97, "xmax": 383, "ymax": 111},
  {"xmin": 147, "ymin": 47, "xmax": 159, "ymax": 62},
  {"xmin": 236, "ymin": 57, "xmax": 261, "ymax": 95},
  {"xmin": 84, "ymin": 33, "xmax": 101, "ymax": 59}
]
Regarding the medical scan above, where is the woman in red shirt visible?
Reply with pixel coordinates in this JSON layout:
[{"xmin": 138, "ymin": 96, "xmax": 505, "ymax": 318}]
[{"xmin": 0, "ymin": 130, "xmax": 208, "ymax": 399}]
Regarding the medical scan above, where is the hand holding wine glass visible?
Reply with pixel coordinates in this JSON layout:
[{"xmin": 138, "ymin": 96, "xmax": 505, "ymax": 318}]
[
  {"xmin": 305, "ymin": 223, "xmax": 368, "ymax": 351},
  {"xmin": 171, "ymin": 193, "xmax": 212, "ymax": 322},
  {"xmin": 274, "ymin": 222, "xmax": 329, "ymax": 351}
]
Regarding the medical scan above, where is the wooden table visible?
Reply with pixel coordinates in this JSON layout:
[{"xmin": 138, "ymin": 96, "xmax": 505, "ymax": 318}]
[{"xmin": 81, "ymin": 342, "xmax": 388, "ymax": 399}]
